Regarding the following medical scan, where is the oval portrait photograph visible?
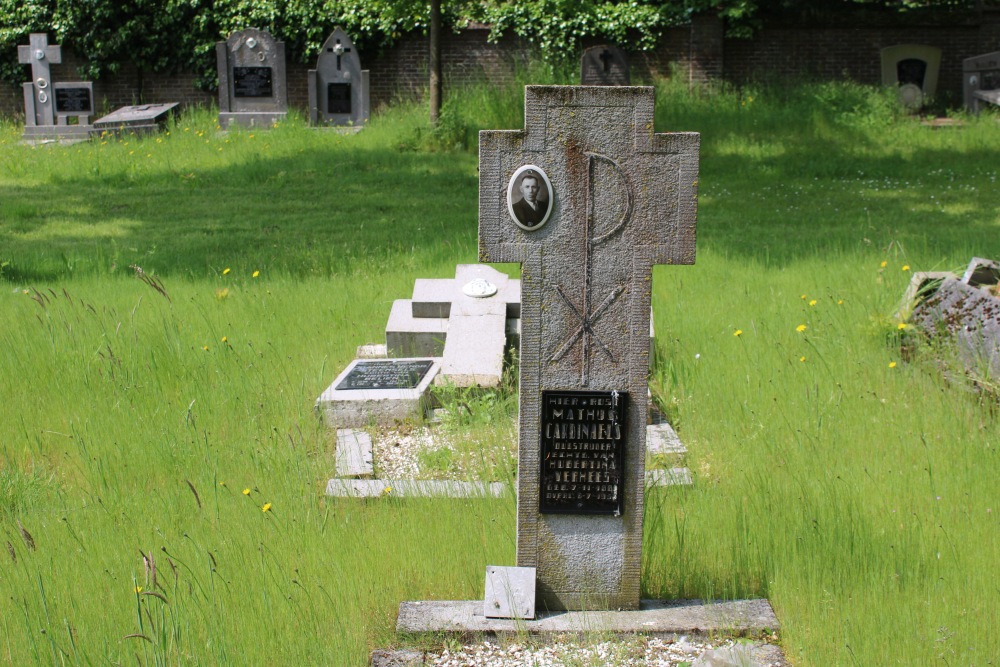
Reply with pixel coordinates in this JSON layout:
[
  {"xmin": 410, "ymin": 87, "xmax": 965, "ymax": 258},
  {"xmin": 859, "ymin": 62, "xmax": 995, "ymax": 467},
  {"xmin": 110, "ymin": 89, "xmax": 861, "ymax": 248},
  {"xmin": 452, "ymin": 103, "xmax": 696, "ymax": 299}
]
[{"xmin": 507, "ymin": 165, "xmax": 553, "ymax": 231}]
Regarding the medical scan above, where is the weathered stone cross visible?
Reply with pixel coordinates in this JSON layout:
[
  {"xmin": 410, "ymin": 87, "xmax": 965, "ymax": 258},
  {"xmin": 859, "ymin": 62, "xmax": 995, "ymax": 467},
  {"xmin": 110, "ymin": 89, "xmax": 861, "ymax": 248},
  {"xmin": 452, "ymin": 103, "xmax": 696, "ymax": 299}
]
[
  {"xmin": 18, "ymin": 33, "xmax": 62, "ymax": 126},
  {"xmin": 479, "ymin": 86, "xmax": 698, "ymax": 611}
]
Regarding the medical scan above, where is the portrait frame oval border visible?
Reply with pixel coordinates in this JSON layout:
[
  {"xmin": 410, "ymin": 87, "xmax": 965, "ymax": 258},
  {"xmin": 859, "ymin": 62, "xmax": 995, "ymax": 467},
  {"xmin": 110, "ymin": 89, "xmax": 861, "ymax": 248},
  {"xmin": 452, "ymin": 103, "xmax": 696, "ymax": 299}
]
[{"xmin": 507, "ymin": 164, "xmax": 554, "ymax": 232}]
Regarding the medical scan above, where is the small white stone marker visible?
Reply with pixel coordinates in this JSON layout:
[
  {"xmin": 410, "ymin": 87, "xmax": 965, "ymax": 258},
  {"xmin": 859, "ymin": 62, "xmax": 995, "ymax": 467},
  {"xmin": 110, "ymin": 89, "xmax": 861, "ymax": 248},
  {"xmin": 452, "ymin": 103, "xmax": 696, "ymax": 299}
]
[{"xmin": 484, "ymin": 566, "xmax": 536, "ymax": 619}]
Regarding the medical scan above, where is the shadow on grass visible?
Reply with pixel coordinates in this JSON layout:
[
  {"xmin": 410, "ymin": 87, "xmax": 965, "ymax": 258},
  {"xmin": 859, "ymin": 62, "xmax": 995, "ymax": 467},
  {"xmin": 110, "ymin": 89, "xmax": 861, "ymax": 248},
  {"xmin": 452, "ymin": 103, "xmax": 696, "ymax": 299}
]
[{"xmin": 0, "ymin": 141, "xmax": 480, "ymax": 282}]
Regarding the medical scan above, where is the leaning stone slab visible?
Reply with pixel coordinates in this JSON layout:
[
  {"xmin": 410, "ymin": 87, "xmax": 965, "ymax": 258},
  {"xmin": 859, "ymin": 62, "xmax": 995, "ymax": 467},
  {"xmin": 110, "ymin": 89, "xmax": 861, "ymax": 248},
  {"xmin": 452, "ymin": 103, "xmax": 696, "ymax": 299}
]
[
  {"xmin": 316, "ymin": 358, "xmax": 440, "ymax": 428},
  {"xmin": 92, "ymin": 103, "xmax": 178, "ymax": 137},
  {"xmin": 962, "ymin": 256, "xmax": 1000, "ymax": 287},
  {"xmin": 396, "ymin": 598, "xmax": 779, "ymax": 638},
  {"xmin": 325, "ymin": 478, "xmax": 508, "ymax": 498},
  {"xmin": 910, "ymin": 277, "xmax": 1000, "ymax": 380},
  {"xmin": 335, "ymin": 428, "xmax": 374, "ymax": 478},
  {"xmin": 385, "ymin": 300, "xmax": 448, "ymax": 357}
]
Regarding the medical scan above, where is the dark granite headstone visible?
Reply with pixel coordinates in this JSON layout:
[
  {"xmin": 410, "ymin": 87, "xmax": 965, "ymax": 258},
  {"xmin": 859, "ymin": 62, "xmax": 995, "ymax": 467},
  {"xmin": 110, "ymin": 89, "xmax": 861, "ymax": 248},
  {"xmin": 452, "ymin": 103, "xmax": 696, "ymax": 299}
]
[
  {"xmin": 580, "ymin": 44, "xmax": 630, "ymax": 86},
  {"xmin": 308, "ymin": 27, "xmax": 370, "ymax": 127},
  {"xmin": 216, "ymin": 28, "xmax": 288, "ymax": 128}
]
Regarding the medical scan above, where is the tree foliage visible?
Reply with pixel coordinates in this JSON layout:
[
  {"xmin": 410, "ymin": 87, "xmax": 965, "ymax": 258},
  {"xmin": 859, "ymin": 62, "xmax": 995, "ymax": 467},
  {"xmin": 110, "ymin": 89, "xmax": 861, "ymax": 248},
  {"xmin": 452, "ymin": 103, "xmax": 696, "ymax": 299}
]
[{"xmin": 0, "ymin": 0, "xmax": 983, "ymax": 89}]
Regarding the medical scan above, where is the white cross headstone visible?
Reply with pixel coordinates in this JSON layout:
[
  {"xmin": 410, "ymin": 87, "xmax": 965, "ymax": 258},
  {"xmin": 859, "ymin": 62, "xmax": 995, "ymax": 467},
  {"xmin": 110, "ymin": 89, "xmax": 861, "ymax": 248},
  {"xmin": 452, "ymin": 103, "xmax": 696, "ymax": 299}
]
[{"xmin": 479, "ymin": 86, "xmax": 698, "ymax": 610}]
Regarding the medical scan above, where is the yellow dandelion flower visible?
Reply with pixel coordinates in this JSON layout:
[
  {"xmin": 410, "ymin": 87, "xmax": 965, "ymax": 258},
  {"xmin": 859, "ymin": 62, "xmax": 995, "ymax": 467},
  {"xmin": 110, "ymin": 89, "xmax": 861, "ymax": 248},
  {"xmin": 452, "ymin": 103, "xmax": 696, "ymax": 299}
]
[
  {"xmin": 733, "ymin": 329, "xmax": 743, "ymax": 337},
  {"xmin": 889, "ymin": 361, "xmax": 897, "ymax": 368},
  {"xmin": 242, "ymin": 488, "xmax": 251, "ymax": 496},
  {"xmin": 796, "ymin": 324, "xmax": 807, "ymax": 333},
  {"xmin": 221, "ymin": 336, "xmax": 228, "ymax": 343},
  {"xmin": 261, "ymin": 503, "xmax": 272, "ymax": 513},
  {"xmin": 880, "ymin": 261, "xmax": 888, "ymax": 268},
  {"xmin": 800, "ymin": 294, "xmax": 807, "ymax": 300},
  {"xmin": 897, "ymin": 322, "xmax": 907, "ymax": 330},
  {"xmin": 219, "ymin": 481, "xmax": 226, "ymax": 487},
  {"xmin": 252, "ymin": 270, "xmax": 260, "ymax": 278},
  {"xmin": 222, "ymin": 267, "xmax": 231, "ymax": 275},
  {"xmin": 902, "ymin": 265, "xmax": 910, "ymax": 272},
  {"xmin": 202, "ymin": 345, "xmax": 209, "ymax": 352},
  {"xmin": 809, "ymin": 300, "xmax": 817, "ymax": 306},
  {"xmin": 135, "ymin": 586, "xmax": 143, "ymax": 593},
  {"xmin": 799, "ymin": 356, "xmax": 806, "ymax": 362},
  {"xmin": 837, "ymin": 300, "xmax": 844, "ymax": 305}
]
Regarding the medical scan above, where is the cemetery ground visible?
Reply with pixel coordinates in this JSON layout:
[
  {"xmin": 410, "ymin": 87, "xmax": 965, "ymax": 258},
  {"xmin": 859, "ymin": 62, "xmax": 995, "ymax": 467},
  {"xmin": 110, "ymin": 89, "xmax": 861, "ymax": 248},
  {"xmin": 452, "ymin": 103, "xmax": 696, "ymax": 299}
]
[{"xmin": 1, "ymin": 77, "xmax": 998, "ymax": 666}]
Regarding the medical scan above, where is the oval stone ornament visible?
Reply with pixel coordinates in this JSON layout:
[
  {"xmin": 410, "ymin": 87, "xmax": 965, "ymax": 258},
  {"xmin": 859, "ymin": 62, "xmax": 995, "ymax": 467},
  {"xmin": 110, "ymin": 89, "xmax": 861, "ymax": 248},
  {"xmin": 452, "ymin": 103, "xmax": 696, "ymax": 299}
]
[
  {"xmin": 463, "ymin": 279, "xmax": 498, "ymax": 298},
  {"xmin": 507, "ymin": 164, "xmax": 553, "ymax": 232}
]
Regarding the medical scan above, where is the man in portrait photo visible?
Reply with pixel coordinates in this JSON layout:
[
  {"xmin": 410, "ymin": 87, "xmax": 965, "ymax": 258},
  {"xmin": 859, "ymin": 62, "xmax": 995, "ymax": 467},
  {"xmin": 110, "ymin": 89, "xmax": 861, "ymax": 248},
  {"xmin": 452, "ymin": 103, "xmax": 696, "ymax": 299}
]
[{"xmin": 511, "ymin": 170, "xmax": 549, "ymax": 227}]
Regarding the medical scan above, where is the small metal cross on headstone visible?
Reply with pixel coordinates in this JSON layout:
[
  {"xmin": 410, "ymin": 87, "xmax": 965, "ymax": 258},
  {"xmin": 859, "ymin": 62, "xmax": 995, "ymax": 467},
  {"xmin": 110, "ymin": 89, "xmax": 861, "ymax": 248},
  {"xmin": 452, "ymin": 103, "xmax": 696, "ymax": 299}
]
[
  {"xmin": 479, "ymin": 86, "xmax": 698, "ymax": 611},
  {"xmin": 18, "ymin": 33, "xmax": 62, "ymax": 126},
  {"xmin": 329, "ymin": 40, "xmax": 351, "ymax": 70}
]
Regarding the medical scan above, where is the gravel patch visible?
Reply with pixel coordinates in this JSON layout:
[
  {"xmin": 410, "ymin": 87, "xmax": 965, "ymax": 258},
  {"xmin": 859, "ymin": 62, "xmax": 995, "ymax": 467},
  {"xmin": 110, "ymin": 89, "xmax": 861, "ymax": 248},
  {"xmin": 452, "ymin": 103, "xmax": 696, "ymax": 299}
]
[
  {"xmin": 421, "ymin": 637, "xmax": 781, "ymax": 666},
  {"xmin": 374, "ymin": 426, "xmax": 441, "ymax": 479}
]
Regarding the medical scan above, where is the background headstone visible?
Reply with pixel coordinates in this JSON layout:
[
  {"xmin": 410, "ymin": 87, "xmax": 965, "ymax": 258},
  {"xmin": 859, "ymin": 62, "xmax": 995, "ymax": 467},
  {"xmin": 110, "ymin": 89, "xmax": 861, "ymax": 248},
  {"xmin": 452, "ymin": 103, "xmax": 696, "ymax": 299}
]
[
  {"xmin": 92, "ymin": 103, "xmax": 178, "ymax": 137},
  {"xmin": 308, "ymin": 28, "xmax": 370, "ymax": 127},
  {"xmin": 216, "ymin": 28, "xmax": 288, "ymax": 128},
  {"xmin": 18, "ymin": 33, "xmax": 93, "ymax": 140},
  {"xmin": 479, "ymin": 86, "xmax": 698, "ymax": 610},
  {"xmin": 880, "ymin": 44, "xmax": 941, "ymax": 109},
  {"xmin": 962, "ymin": 51, "xmax": 1000, "ymax": 113},
  {"xmin": 580, "ymin": 44, "xmax": 630, "ymax": 86}
]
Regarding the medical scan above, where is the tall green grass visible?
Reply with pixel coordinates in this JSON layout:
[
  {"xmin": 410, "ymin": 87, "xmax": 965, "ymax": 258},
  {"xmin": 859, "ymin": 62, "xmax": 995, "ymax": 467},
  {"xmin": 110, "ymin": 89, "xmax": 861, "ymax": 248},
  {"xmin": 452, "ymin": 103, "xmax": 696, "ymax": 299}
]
[{"xmin": 2, "ymin": 75, "xmax": 999, "ymax": 664}]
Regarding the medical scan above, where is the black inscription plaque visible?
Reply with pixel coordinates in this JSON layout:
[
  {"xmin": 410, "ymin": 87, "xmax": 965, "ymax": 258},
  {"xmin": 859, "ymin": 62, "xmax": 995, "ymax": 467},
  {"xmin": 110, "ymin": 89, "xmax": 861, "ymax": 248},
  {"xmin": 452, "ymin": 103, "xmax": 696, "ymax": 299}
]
[
  {"xmin": 55, "ymin": 88, "xmax": 92, "ymax": 113},
  {"xmin": 335, "ymin": 359, "xmax": 434, "ymax": 391},
  {"xmin": 328, "ymin": 83, "xmax": 351, "ymax": 114},
  {"xmin": 539, "ymin": 389, "xmax": 627, "ymax": 515},
  {"xmin": 233, "ymin": 67, "xmax": 274, "ymax": 98}
]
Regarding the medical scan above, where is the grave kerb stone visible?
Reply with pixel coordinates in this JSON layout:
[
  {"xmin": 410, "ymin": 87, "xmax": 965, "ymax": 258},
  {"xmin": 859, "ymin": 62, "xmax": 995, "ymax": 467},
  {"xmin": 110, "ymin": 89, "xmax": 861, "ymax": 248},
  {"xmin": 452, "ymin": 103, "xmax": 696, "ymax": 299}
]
[
  {"xmin": 335, "ymin": 428, "xmax": 374, "ymax": 478},
  {"xmin": 479, "ymin": 86, "xmax": 698, "ymax": 610}
]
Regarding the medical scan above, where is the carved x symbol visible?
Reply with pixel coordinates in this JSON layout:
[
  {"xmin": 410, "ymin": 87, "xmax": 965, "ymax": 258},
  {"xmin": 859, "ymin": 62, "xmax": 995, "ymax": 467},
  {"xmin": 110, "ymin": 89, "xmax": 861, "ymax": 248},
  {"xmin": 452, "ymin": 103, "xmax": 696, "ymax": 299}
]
[{"xmin": 548, "ymin": 283, "xmax": 626, "ymax": 366}]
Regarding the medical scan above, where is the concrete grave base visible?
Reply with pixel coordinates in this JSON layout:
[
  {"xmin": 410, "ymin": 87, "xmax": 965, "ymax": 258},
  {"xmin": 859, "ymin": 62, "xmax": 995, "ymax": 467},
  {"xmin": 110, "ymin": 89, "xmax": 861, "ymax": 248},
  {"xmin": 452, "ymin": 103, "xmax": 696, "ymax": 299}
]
[
  {"xmin": 22, "ymin": 124, "xmax": 92, "ymax": 143},
  {"xmin": 218, "ymin": 111, "xmax": 288, "ymax": 128},
  {"xmin": 316, "ymin": 358, "xmax": 441, "ymax": 428},
  {"xmin": 395, "ymin": 598, "xmax": 780, "ymax": 639}
]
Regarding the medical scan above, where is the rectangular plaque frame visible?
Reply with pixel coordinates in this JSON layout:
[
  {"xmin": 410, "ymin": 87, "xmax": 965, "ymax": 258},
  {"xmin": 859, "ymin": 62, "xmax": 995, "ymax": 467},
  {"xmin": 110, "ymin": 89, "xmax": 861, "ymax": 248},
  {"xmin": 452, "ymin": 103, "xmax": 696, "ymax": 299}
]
[
  {"xmin": 328, "ymin": 83, "xmax": 351, "ymax": 114},
  {"xmin": 539, "ymin": 389, "xmax": 628, "ymax": 516},
  {"xmin": 54, "ymin": 87, "xmax": 92, "ymax": 114},
  {"xmin": 233, "ymin": 67, "xmax": 274, "ymax": 98},
  {"xmin": 335, "ymin": 359, "xmax": 434, "ymax": 391}
]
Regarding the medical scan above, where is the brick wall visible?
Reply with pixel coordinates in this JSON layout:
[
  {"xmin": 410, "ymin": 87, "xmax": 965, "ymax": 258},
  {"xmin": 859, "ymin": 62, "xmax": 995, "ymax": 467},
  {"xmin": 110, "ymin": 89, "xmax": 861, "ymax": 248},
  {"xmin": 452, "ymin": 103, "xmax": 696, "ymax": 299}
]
[{"xmin": 4, "ymin": 12, "xmax": 1000, "ymax": 120}]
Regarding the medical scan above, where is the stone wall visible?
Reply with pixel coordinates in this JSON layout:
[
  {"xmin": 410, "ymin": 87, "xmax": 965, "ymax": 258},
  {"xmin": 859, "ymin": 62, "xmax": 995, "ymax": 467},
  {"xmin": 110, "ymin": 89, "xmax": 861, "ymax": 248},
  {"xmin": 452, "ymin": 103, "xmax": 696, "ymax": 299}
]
[{"xmin": 4, "ymin": 11, "xmax": 1000, "ymax": 119}]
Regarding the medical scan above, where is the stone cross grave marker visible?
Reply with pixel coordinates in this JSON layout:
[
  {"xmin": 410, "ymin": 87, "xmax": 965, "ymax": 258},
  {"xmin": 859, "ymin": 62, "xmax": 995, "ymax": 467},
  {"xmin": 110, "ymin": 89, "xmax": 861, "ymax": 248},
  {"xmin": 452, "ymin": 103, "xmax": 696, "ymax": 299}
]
[
  {"xmin": 216, "ymin": 28, "xmax": 288, "ymax": 128},
  {"xmin": 18, "ymin": 33, "xmax": 94, "ymax": 139},
  {"xmin": 479, "ymin": 86, "xmax": 698, "ymax": 610},
  {"xmin": 308, "ymin": 27, "xmax": 370, "ymax": 127},
  {"xmin": 580, "ymin": 44, "xmax": 630, "ymax": 86}
]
